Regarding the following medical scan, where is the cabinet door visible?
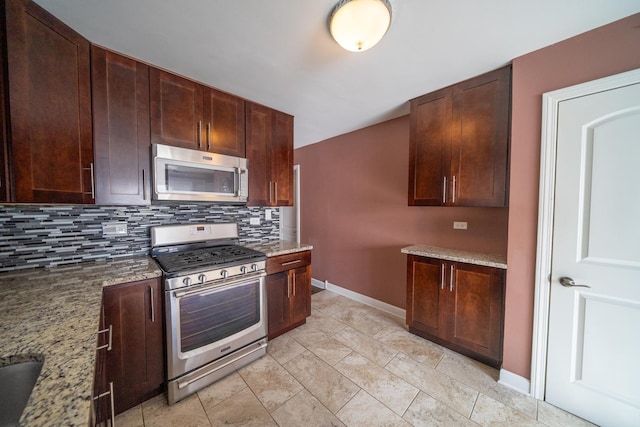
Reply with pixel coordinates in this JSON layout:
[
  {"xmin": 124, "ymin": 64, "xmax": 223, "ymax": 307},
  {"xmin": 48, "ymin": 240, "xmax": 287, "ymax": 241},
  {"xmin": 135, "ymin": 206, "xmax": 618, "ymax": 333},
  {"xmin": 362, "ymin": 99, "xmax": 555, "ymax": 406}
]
[
  {"xmin": 289, "ymin": 266, "xmax": 310, "ymax": 325},
  {"xmin": 406, "ymin": 255, "xmax": 447, "ymax": 339},
  {"xmin": 450, "ymin": 66, "xmax": 510, "ymax": 207},
  {"xmin": 447, "ymin": 262, "xmax": 505, "ymax": 363},
  {"xmin": 271, "ymin": 111, "xmax": 294, "ymax": 206},
  {"xmin": 92, "ymin": 46, "xmax": 151, "ymax": 205},
  {"xmin": 5, "ymin": 0, "xmax": 93, "ymax": 203},
  {"xmin": 203, "ymin": 88, "xmax": 245, "ymax": 157},
  {"xmin": 0, "ymin": 35, "xmax": 8, "ymax": 202},
  {"xmin": 103, "ymin": 278, "xmax": 164, "ymax": 415},
  {"xmin": 266, "ymin": 271, "xmax": 289, "ymax": 339},
  {"xmin": 408, "ymin": 88, "xmax": 452, "ymax": 206},
  {"xmin": 150, "ymin": 68, "xmax": 203, "ymax": 150},
  {"xmin": 246, "ymin": 102, "xmax": 272, "ymax": 206}
]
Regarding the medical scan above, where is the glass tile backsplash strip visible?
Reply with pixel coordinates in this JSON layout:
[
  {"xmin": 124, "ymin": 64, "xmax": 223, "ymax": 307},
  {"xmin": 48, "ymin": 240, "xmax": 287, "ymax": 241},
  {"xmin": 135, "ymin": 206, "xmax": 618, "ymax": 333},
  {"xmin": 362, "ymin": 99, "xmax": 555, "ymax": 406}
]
[{"xmin": 0, "ymin": 204, "xmax": 279, "ymax": 272}]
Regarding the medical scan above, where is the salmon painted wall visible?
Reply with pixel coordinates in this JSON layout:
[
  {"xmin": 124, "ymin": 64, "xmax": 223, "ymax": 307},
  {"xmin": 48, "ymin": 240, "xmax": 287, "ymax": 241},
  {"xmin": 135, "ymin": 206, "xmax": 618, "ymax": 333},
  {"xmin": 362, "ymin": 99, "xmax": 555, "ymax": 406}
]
[
  {"xmin": 294, "ymin": 116, "xmax": 509, "ymax": 309},
  {"xmin": 504, "ymin": 13, "xmax": 640, "ymax": 379}
]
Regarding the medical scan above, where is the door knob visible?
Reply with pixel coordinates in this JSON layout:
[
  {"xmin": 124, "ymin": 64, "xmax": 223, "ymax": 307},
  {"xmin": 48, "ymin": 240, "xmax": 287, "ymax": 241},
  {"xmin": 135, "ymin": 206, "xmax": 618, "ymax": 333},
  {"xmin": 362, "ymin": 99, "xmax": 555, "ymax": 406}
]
[{"xmin": 559, "ymin": 276, "xmax": 591, "ymax": 288}]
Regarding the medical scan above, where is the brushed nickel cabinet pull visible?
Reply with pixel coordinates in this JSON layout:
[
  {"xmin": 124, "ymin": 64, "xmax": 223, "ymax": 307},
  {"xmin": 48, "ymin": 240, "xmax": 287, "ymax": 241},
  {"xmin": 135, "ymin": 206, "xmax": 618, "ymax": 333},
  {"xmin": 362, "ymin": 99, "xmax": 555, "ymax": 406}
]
[
  {"xmin": 281, "ymin": 259, "xmax": 302, "ymax": 266},
  {"xmin": 287, "ymin": 273, "xmax": 291, "ymax": 299},
  {"xmin": 442, "ymin": 176, "xmax": 447, "ymax": 204},
  {"xmin": 197, "ymin": 121, "xmax": 202, "ymax": 149},
  {"xmin": 109, "ymin": 381, "xmax": 116, "ymax": 427},
  {"xmin": 449, "ymin": 265, "xmax": 455, "ymax": 292},
  {"xmin": 150, "ymin": 285, "xmax": 155, "ymax": 323},
  {"xmin": 206, "ymin": 122, "xmax": 211, "ymax": 151},
  {"xmin": 440, "ymin": 263, "xmax": 445, "ymax": 290},
  {"xmin": 90, "ymin": 162, "xmax": 95, "ymax": 199},
  {"xmin": 274, "ymin": 181, "xmax": 278, "ymax": 203},
  {"xmin": 292, "ymin": 271, "xmax": 296, "ymax": 297},
  {"xmin": 96, "ymin": 324, "xmax": 112, "ymax": 351},
  {"xmin": 452, "ymin": 175, "xmax": 457, "ymax": 204},
  {"xmin": 142, "ymin": 169, "xmax": 146, "ymax": 200}
]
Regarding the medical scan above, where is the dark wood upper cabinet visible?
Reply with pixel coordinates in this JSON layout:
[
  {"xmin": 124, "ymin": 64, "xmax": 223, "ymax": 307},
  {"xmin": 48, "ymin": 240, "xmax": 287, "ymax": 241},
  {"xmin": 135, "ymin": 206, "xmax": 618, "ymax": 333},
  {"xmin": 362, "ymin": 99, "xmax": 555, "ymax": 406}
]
[
  {"xmin": 246, "ymin": 102, "xmax": 293, "ymax": 206},
  {"xmin": 150, "ymin": 68, "xmax": 245, "ymax": 157},
  {"xmin": 409, "ymin": 66, "xmax": 511, "ymax": 207},
  {"xmin": 92, "ymin": 46, "xmax": 151, "ymax": 205},
  {"xmin": 406, "ymin": 254, "xmax": 505, "ymax": 368},
  {"xmin": 203, "ymin": 88, "xmax": 245, "ymax": 157},
  {"xmin": 4, "ymin": 0, "xmax": 93, "ymax": 203},
  {"xmin": 0, "ymin": 25, "xmax": 8, "ymax": 203}
]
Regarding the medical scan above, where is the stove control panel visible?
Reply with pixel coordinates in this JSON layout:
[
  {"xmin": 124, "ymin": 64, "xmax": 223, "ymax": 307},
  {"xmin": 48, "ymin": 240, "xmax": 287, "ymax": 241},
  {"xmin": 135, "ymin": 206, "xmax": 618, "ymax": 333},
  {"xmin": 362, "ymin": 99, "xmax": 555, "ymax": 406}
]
[{"xmin": 165, "ymin": 260, "xmax": 266, "ymax": 291}]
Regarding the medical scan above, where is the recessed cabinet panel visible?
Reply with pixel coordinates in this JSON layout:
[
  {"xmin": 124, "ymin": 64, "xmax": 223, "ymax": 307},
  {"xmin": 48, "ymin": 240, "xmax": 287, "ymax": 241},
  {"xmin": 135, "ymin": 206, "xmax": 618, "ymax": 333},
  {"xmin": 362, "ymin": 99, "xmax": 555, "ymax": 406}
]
[
  {"xmin": 407, "ymin": 257, "xmax": 445, "ymax": 336},
  {"xmin": 203, "ymin": 88, "xmax": 245, "ymax": 157}
]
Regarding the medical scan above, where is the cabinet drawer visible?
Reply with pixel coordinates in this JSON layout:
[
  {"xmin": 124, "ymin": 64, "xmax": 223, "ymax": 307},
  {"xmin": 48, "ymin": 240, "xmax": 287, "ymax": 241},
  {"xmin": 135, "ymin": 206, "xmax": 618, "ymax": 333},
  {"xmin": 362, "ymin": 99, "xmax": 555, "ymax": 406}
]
[{"xmin": 267, "ymin": 251, "xmax": 311, "ymax": 275}]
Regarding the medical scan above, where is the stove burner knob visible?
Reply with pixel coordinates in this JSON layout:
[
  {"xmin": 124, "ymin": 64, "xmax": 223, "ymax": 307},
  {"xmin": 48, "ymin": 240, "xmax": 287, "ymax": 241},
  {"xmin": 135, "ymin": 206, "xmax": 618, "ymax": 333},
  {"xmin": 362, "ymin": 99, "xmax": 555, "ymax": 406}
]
[
  {"xmin": 251, "ymin": 264, "xmax": 258, "ymax": 272},
  {"xmin": 221, "ymin": 270, "xmax": 229, "ymax": 279},
  {"xmin": 198, "ymin": 274, "xmax": 207, "ymax": 284},
  {"xmin": 182, "ymin": 277, "xmax": 192, "ymax": 287},
  {"xmin": 240, "ymin": 266, "xmax": 248, "ymax": 274}
]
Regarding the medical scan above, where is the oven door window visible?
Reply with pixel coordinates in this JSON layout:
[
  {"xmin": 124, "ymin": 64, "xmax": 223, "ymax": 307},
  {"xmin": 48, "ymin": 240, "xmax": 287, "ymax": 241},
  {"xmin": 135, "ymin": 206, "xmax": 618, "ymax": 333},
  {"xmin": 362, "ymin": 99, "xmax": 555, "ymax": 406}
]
[{"xmin": 178, "ymin": 280, "xmax": 260, "ymax": 353}]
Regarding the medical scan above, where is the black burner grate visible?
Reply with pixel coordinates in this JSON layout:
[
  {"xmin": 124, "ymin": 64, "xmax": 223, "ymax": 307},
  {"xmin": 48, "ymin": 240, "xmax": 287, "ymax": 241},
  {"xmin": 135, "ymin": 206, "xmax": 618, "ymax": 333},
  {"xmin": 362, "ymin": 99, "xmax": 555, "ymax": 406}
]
[{"xmin": 154, "ymin": 245, "xmax": 265, "ymax": 274}]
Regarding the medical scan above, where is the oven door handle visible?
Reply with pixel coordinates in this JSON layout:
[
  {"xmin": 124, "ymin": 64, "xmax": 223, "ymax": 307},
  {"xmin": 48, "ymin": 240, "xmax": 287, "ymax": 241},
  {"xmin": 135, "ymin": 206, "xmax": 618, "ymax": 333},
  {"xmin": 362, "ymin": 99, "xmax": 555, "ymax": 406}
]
[{"xmin": 173, "ymin": 272, "xmax": 264, "ymax": 298}]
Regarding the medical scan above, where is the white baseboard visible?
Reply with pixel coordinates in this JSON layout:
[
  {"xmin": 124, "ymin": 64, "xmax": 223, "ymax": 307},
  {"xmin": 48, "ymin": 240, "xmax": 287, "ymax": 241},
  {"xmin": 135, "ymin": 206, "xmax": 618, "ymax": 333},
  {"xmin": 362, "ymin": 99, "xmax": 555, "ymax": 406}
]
[
  {"xmin": 498, "ymin": 369, "xmax": 531, "ymax": 396},
  {"xmin": 312, "ymin": 278, "xmax": 406, "ymax": 320}
]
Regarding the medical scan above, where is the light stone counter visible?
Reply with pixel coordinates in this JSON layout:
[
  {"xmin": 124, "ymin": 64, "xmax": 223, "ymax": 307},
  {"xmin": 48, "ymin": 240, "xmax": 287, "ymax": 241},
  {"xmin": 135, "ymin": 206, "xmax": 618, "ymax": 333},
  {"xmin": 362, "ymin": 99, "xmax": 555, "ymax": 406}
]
[
  {"xmin": 244, "ymin": 240, "xmax": 313, "ymax": 257},
  {"xmin": 0, "ymin": 256, "xmax": 162, "ymax": 426},
  {"xmin": 401, "ymin": 245, "xmax": 507, "ymax": 269}
]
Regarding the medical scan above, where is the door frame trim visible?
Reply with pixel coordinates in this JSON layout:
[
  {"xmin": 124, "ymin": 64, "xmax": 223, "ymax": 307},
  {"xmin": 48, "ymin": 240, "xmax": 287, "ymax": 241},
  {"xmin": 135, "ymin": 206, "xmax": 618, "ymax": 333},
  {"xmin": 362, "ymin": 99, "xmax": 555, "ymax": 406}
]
[{"xmin": 531, "ymin": 67, "xmax": 640, "ymax": 400}]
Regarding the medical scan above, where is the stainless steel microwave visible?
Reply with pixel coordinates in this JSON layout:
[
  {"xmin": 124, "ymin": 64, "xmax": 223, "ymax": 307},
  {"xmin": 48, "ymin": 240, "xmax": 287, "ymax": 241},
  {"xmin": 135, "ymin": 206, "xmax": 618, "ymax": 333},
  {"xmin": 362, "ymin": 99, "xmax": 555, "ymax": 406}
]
[{"xmin": 152, "ymin": 144, "xmax": 248, "ymax": 203}]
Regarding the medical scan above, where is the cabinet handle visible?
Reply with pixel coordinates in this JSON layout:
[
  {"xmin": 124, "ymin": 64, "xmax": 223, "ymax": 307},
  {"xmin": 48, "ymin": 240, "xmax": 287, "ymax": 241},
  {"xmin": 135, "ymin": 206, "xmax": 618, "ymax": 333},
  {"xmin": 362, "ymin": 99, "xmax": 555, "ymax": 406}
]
[
  {"xmin": 206, "ymin": 122, "xmax": 211, "ymax": 151},
  {"xmin": 287, "ymin": 272, "xmax": 291, "ymax": 298},
  {"xmin": 440, "ymin": 263, "xmax": 445, "ymax": 290},
  {"xmin": 92, "ymin": 381, "xmax": 115, "ymax": 426},
  {"xmin": 292, "ymin": 271, "xmax": 296, "ymax": 297},
  {"xmin": 269, "ymin": 181, "xmax": 273, "ymax": 204},
  {"xmin": 449, "ymin": 265, "xmax": 455, "ymax": 292},
  {"xmin": 90, "ymin": 162, "xmax": 95, "ymax": 200},
  {"xmin": 442, "ymin": 176, "xmax": 447, "ymax": 204},
  {"xmin": 149, "ymin": 285, "xmax": 155, "ymax": 323},
  {"xmin": 452, "ymin": 175, "xmax": 457, "ymax": 204},
  {"xmin": 96, "ymin": 324, "xmax": 112, "ymax": 351},
  {"xmin": 142, "ymin": 169, "xmax": 147, "ymax": 200},
  {"xmin": 197, "ymin": 121, "xmax": 202, "ymax": 149},
  {"xmin": 274, "ymin": 181, "xmax": 278, "ymax": 203},
  {"xmin": 281, "ymin": 259, "xmax": 302, "ymax": 266}
]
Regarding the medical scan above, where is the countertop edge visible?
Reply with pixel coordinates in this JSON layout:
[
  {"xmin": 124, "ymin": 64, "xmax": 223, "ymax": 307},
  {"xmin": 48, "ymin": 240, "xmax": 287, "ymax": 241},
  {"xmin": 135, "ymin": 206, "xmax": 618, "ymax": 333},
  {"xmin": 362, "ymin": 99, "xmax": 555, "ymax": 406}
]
[{"xmin": 401, "ymin": 245, "xmax": 507, "ymax": 270}]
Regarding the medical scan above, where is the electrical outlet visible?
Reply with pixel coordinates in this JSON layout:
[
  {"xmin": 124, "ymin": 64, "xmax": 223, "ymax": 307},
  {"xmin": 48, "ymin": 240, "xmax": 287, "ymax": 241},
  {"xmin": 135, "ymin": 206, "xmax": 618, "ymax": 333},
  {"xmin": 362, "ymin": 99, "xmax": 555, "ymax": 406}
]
[
  {"xmin": 249, "ymin": 217, "xmax": 260, "ymax": 226},
  {"xmin": 265, "ymin": 209, "xmax": 272, "ymax": 221},
  {"xmin": 102, "ymin": 221, "xmax": 127, "ymax": 236},
  {"xmin": 453, "ymin": 221, "xmax": 468, "ymax": 230}
]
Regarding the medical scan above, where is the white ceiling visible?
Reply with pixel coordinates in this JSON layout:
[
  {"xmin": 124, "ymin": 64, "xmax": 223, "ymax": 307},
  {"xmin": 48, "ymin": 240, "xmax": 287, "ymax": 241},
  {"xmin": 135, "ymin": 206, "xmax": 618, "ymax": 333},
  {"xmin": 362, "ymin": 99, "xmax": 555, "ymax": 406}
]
[{"xmin": 35, "ymin": 0, "xmax": 640, "ymax": 148}]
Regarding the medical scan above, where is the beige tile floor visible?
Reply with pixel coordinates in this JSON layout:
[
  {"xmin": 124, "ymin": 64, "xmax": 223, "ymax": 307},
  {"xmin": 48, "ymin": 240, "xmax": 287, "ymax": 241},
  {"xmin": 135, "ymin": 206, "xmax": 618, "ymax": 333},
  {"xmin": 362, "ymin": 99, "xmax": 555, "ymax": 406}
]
[{"xmin": 115, "ymin": 290, "xmax": 595, "ymax": 427}]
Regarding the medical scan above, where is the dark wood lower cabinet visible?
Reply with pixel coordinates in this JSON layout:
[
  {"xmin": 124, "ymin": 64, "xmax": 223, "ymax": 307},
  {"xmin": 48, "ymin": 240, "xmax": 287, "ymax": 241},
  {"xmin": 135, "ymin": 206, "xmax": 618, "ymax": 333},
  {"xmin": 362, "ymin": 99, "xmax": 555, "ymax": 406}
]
[
  {"xmin": 406, "ymin": 254, "xmax": 505, "ymax": 368},
  {"xmin": 101, "ymin": 277, "xmax": 164, "ymax": 416},
  {"xmin": 266, "ymin": 251, "xmax": 311, "ymax": 339}
]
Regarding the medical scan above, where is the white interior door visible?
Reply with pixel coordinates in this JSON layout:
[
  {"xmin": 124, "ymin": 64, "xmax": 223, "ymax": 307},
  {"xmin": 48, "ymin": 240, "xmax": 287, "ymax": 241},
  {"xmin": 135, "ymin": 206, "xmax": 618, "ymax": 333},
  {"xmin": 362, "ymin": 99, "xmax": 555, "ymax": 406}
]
[
  {"xmin": 546, "ymin": 80, "xmax": 640, "ymax": 426},
  {"xmin": 280, "ymin": 164, "xmax": 300, "ymax": 243}
]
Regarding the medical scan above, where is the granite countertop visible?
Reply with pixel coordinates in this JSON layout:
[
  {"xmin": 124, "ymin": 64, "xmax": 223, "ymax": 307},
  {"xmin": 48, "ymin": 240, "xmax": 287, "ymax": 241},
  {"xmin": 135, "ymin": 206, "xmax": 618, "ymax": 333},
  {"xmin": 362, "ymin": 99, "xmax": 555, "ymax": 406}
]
[
  {"xmin": 244, "ymin": 240, "xmax": 313, "ymax": 257},
  {"xmin": 401, "ymin": 245, "xmax": 507, "ymax": 269},
  {"xmin": 0, "ymin": 256, "xmax": 162, "ymax": 426}
]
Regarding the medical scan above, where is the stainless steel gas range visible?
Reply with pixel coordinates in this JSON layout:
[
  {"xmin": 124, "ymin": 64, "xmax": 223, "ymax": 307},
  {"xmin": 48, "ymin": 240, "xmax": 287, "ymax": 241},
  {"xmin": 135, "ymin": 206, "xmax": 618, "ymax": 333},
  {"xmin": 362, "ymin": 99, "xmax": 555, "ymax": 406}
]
[{"xmin": 150, "ymin": 222, "xmax": 267, "ymax": 404}]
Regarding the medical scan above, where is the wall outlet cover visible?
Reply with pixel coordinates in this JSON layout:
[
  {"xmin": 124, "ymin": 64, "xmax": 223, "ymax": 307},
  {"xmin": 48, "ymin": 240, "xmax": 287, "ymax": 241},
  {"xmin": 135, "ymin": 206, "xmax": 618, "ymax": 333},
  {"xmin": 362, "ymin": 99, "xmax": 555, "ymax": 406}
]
[
  {"xmin": 102, "ymin": 221, "xmax": 127, "ymax": 236},
  {"xmin": 249, "ymin": 217, "xmax": 260, "ymax": 226},
  {"xmin": 453, "ymin": 221, "xmax": 468, "ymax": 230},
  {"xmin": 265, "ymin": 209, "xmax": 272, "ymax": 220}
]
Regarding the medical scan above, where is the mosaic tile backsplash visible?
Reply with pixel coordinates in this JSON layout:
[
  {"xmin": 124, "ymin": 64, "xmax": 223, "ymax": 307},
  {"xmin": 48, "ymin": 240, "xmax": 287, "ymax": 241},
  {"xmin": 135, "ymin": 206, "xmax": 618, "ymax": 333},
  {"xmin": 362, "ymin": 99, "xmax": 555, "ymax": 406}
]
[{"xmin": 0, "ymin": 204, "xmax": 279, "ymax": 272}]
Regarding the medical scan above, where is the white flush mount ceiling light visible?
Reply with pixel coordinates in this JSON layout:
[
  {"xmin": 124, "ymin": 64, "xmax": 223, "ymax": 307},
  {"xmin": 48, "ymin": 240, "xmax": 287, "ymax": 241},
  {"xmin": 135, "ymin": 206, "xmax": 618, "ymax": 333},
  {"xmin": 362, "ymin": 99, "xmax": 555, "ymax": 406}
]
[{"xmin": 329, "ymin": 0, "xmax": 392, "ymax": 52}]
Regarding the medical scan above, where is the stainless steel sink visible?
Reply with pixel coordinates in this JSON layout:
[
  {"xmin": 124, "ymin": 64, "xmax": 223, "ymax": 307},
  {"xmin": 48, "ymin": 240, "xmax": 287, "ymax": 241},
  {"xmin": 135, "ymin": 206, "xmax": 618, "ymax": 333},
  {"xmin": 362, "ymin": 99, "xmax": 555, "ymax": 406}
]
[{"xmin": 0, "ymin": 356, "xmax": 44, "ymax": 427}]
